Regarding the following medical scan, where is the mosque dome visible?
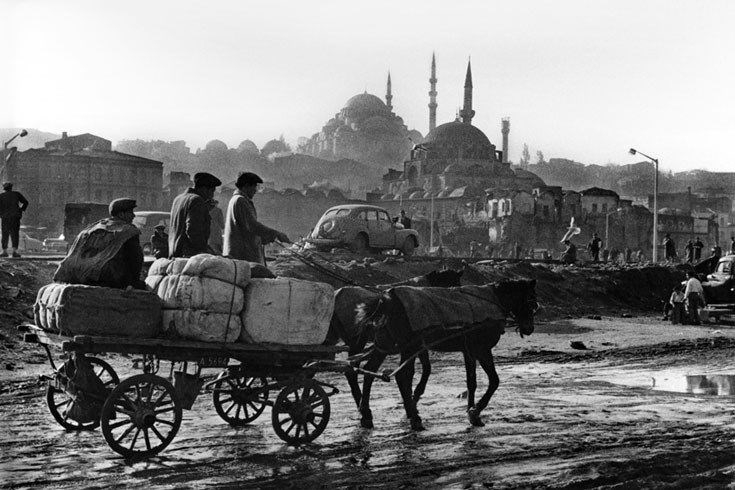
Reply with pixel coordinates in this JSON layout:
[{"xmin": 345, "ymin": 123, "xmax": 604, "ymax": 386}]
[
  {"xmin": 422, "ymin": 121, "xmax": 495, "ymax": 160},
  {"xmin": 343, "ymin": 92, "xmax": 390, "ymax": 113}
]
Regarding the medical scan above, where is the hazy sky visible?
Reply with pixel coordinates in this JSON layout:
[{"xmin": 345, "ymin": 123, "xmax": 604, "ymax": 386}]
[{"xmin": 5, "ymin": 0, "xmax": 735, "ymax": 172}]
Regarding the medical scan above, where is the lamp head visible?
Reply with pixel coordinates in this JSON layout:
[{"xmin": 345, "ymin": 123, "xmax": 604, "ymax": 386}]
[
  {"xmin": 628, "ymin": 148, "xmax": 637, "ymax": 155},
  {"xmin": 19, "ymin": 130, "xmax": 28, "ymax": 137}
]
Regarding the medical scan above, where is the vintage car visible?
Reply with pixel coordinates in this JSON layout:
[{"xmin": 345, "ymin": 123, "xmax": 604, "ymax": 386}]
[
  {"xmin": 307, "ymin": 204, "xmax": 419, "ymax": 255},
  {"xmin": 704, "ymin": 254, "xmax": 735, "ymax": 304}
]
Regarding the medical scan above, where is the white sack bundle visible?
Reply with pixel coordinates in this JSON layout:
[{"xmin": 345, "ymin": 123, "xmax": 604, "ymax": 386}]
[
  {"xmin": 157, "ymin": 275, "xmax": 244, "ymax": 313},
  {"xmin": 240, "ymin": 278, "xmax": 334, "ymax": 344},
  {"xmin": 148, "ymin": 258, "xmax": 171, "ymax": 277},
  {"xmin": 145, "ymin": 274, "xmax": 165, "ymax": 292},
  {"xmin": 182, "ymin": 254, "xmax": 251, "ymax": 288},
  {"xmin": 162, "ymin": 309, "xmax": 241, "ymax": 343}
]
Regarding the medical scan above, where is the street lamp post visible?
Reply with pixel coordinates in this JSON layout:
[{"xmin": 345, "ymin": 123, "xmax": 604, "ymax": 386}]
[
  {"xmin": 1, "ymin": 130, "xmax": 28, "ymax": 181},
  {"xmin": 629, "ymin": 148, "xmax": 659, "ymax": 263}
]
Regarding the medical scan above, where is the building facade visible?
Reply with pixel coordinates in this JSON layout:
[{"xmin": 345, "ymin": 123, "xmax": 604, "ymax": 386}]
[{"xmin": 7, "ymin": 132, "xmax": 163, "ymax": 231}]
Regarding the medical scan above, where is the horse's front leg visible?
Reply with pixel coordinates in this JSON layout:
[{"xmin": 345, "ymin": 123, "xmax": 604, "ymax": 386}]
[
  {"xmin": 346, "ymin": 346, "xmax": 364, "ymax": 409},
  {"xmin": 359, "ymin": 351, "xmax": 387, "ymax": 429},
  {"xmin": 412, "ymin": 350, "xmax": 431, "ymax": 404},
  {"xmin": 468, "ymin": 350, "xmax": 499, "ymax": 427},
  {"xmin": 395, "ymin": 350, "xmax": 424, "ymax": 431},
  {"xmin": 463, "ymin": 350, "xmax": 477, "ymax": 411}
]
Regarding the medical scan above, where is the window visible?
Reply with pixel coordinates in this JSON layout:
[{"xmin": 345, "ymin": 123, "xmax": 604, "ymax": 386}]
[
  {"xmin": 366, "ymin": 210, "xmax": 378, "ymax": 221},
  {"xmin": 335, "ymin": 209, "xmax": 351, "ymax": 217},
  {"xmin": 602, "ymin": 203, "xmax": 608, "ymax": 213},
  {"xmin": 592, "ymin": 203, "xmax": 598, "ymax": 213},
  {"xmin": 717, "ymin": 261, "xmax": 731, "ymax": 274},
  {"xmin": 356, "ymin": 210, "xmax": 367, "ymax": 220},
  {"xmin": 378, "ymin": 211, "xmax": 390, "ymax": 221}
]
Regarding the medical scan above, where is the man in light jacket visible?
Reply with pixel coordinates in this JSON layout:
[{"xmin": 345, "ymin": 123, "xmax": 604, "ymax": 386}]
[{"xmin": 223, "ymin": 172, "xmax": 290, "ymax": 264}]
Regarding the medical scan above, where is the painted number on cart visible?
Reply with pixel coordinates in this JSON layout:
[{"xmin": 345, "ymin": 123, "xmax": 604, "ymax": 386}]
[{"xmin": 198, "ymin": 356, "xmax": 230, "ymax": 368}]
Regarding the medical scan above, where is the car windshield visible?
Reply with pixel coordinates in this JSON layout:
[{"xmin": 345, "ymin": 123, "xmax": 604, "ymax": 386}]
[
  {"xmin": 323, "ymin": 209, "xmax": 339, "ymax": 218},
  {"xmin": 717, "ymin": 260, "xmax": 732, "ymax": 274},
  {"xmin": 336, "ymin": 209, "xmax": 351, "ymax": 217}
]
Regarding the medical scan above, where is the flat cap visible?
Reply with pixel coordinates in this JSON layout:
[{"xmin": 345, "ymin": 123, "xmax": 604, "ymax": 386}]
[
  {"xmin": 109, "ymin": 198, "xmax": 137, "ymax": 216},
  {"xmin": 194, "ymin": 172, "xmax": 222, "ymax": 188},
  {"xmin": 236, "ymin": 172, "xmax": 263, "ymax": 188},
  {"xmin": 154, "ymin": 224, "xmax": 166, "ymax": 230}
]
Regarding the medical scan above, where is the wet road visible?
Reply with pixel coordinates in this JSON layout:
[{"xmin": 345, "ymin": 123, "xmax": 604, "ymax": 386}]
[{"xmin": 2, "ymin": 320, "xmax": 735, "ymax": 488}]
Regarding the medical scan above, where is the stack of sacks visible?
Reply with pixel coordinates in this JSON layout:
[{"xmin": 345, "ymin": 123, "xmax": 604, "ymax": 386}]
[
  {"xmin": 146, "ymin": 254, "xmax": 250, "ymax": 343},
  {"xmin": 240, "ymin": 278, "xmax": 335, "ymax": 345}
]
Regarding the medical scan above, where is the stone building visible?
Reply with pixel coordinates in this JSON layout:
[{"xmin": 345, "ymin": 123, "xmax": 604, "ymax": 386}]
[
  {"xmin": 299, "ymin": 73, "xmax": 422, "ymax": 169},
  {"xmin": 7, "ymin": 132, "xmax": 163, "ymax": 231}
]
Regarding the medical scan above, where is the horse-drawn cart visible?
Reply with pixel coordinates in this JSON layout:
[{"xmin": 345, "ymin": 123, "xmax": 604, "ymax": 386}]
[{"xmin": 19, "ymin": 324, "xmax": 349, "ymax": 459}]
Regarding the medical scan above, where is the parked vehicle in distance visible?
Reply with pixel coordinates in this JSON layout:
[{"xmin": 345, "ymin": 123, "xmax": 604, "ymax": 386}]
[
  {"xmin": 17, "ymin": 231, "xmax": 44, "ymax": 252},
  {"xmin": 43, "ymin": 236, "xmax": 69, "ymax": 253},
  {"xmin": 704, "ymin": 254, "xmax": 735, "ymax": 304},
  {"xmin": 307, "ymin": 204, "xmax": 419, "ymax": 255},
  {"xmin": 134, "ymin": 211, "xmax": 171, "ymax": 254}
]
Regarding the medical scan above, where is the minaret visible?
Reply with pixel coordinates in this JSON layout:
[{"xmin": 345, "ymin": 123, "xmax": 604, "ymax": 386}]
[
  {"xmin": 459, "ymin": 59, "xmax": 475, "ymax": 125},
  {"xmin": 385, "ymin": 71, "xmax": 393, "ymax": 112},
  {"xmin": 428, "ymin": 52, "xmax": 438, "ymax": 133},
  {"xmin": 501, "ymin": 118, "xmax": 510, "ymax": 164}
]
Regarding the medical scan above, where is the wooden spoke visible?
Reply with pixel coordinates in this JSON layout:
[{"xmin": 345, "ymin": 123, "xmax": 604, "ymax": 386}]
[{"xmin": 212, "ymin": 374, "xmax": 269, "ymax": 427}]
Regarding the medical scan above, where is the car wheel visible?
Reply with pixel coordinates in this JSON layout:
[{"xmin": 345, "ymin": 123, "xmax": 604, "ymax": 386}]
[
  {"xmin": 350, "ymin": 234, "xmax": 368, "ymax": 254},
  {"xmin": 402, "ymin": 238, "xmax": 416, "ymax": 257}
]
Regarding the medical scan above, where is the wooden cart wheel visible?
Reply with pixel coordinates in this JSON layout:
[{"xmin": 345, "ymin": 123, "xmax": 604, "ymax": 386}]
[
  {"xmin": 100, "ymin": 374, "xmax": 182, "ymax": 459},
  {"xmin": 46, "ymin": 356, "xmax": 119, "ymax": 431},
  {"xmin": 212, "ymin": 373, "xmax": 269, "ymax": 426},
  {"xmin": 272, "ymin": 379, "xmax": 330, "ymax": 445}
]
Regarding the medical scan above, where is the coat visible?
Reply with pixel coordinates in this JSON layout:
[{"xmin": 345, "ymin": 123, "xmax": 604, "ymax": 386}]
[
  {"xmin": 54, "ymin": 218, "xmax": 144, "ymax": 289},
  {"xmin": 0, "ymin": 190, "xmax": 29, "ymax": 219},
  {"xmin": 208, "ymin": 205, "xmax": 225, "ymax": 255},
  {"xmin": 223, "ymin": 190, "xmax": 278, "ymax": 264},
  {"xmin": 169, "ymin": 189, "xmax": 211, "ymax": 258}
]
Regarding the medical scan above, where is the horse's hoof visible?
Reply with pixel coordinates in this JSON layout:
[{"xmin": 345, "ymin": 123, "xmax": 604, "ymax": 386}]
[
  {"xmin": 410, "ymin": 417, "xmax": 426, "ymax": 431},
  {"xmin": 468, "ymin": 408, "xmax": 485, "ymax": 427},
  {"xmin": 360, "ymin": 418, "xmax": 374, "ymax": 429}
]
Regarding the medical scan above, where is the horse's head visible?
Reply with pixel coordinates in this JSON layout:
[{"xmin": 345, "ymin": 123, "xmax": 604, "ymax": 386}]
[
  {"xmin": 425, "ymin": 268, "xmax": 463, "ymax": 287},
  {"xmin": 493, "ymin": 279, "xmax": 538, "ymax": 337},
  {"xmin": 353, "ymin": 293, "xmax": 390, "ymax": 344}
]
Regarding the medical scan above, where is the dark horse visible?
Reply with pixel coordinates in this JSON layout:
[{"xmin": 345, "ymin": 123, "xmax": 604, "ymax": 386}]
[
  {"xmin": 325, "ymin": 268, "xmax": 464, "ymax": 418},
  {"xmin": 328, "ymin": 278, "xmax": 537, "ymax": 431}
]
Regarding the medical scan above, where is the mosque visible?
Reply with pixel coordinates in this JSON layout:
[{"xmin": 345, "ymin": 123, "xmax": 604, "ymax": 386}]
[{"xmin": 298, "ymin": 75, "xmax": 422, "ymax": 169}]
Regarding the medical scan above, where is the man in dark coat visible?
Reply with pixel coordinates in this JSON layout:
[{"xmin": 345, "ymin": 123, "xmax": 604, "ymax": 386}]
[
  {"xmin": 693, "ymin": 237, "xmax": 704, "ymax": 260},
  {"xmin": 223, "ymin": 172, "xmax": 290, "ymax": 264},
  {"xmin": 663, "ymin": 233, "xmax": 677, "ymax": 262},
  {"xmin": 587, "ymin": 233, "xmax": 602, "ymax": 262},
  {"xmin": 684, "ymin": 239, "xmax": 694, "ymax": 263},
  {"xmin": 169, "ymin": 172, "xmax": 221, "ymax": 258},
  {"xmin": 561, "ymin": 240, "xmax": 577, "ymax": 264},
  {"xmin": 150, "ymin": 224, "xmax": 169, "ymax": 259},
  {"xmin": 399, "ymin": 210, "xmax": 412, "ymax": 229},
  {"xmin": 54, "ymin": 198, "xmax": 145, "ymax": 289},
  {"xmin": 0, "ymin": 182, "xmax": 29, "ymax": 258}
]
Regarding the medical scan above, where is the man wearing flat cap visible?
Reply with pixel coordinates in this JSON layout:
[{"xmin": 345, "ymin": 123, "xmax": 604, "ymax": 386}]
[
  {"xmin": 0, "ymin": 182, "xmax": 29, "ymax": 258},
  {"xmin": 150, "ymin": 224, "xmax": 169, "ymax": 259},
  {"xmin": 53, "ymin": 198, "xmax": 145, "ymax": 289},
  {"xmin": 169, "ymin": 172, "xmax": 222, "ymax": 257},
  {"xmin": 224, "ymin": 172, "xmax": 290, "ymax": 264}
]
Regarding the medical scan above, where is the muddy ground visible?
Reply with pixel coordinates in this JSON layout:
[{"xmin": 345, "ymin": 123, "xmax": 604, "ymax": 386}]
[{"xmin": 1, "ymin": 256, "xmax": 734, "ymax": 488}]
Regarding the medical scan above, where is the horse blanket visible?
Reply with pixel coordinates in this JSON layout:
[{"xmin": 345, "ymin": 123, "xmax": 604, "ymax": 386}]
[{"xmin": 389, "ymin": 285, "xmax": 506, "ymax": 332}]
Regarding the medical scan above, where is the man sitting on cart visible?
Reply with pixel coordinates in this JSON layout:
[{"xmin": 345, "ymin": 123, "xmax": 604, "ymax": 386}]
[{"xmin": 53, "ymin": 198, "xmax": 145, "ymax": 289}]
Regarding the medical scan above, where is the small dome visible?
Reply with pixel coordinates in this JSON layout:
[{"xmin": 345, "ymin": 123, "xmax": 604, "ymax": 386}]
[
  {"xmin": 408, "ymin": 190, "xmax": 425, "ymax": 199},
  {"xmin": 437, "ymin": 188, "xmax": 453, "ymax": 198}
]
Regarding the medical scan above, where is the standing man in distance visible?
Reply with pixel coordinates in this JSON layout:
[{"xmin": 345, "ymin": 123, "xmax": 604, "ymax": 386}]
[
  {"xmin": 169, "ymin": 172, "xmax": 221, "ymax": 258},
  {"xmin": 224, "ymin": 172, "xmax": 290, "ymax": 265},
  {"xmin": 399, "ymin": 210, "xmax": 412, "ymax": 229},
  {"xmin": 587, "ymin": 233, "xmax": 602, "ymax": 262},
  {"xmin": 693, "ymin": 237, "xmax": 704, "ymax": 261},
  {"xmin": 0, "ymin": 182, "xmax": 29, "ymax": 258}
]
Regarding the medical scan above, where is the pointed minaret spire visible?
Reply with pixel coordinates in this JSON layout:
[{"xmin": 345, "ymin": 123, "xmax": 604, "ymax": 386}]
[
  {"xmin": 386, "ymin": 71, "xmax": 393, "ymax": 111},
  {"xmin": 428, "ymin": 52, "xmax": 438, "ymax": 133},
  {"xmin": 459, "ymin": 58, "xmax": 475, "ymax": 124}
]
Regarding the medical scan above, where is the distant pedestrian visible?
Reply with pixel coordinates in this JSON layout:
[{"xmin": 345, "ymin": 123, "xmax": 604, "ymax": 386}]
[
  {"xmin": 469, "ymin": 240, "xmax": 478, "ymax": 258},
  {"xmin": 711, "ymin": 244, "xmax": 722, "ymax": 261},
  {"xmin": 150, "ymin": 224, "xmax": 169, "ymax": 259},
  {"xmin": 0, "ymin": 182, "xmax": 29, "ymax": 258},
  {"xmin": 731, "ymin": 236, "xmax": 735, "ymax": 255},
  {"xmin": 666, "ymin": 284, "xmax": 685, "ymax": 324},
  {"xmin": 484, "ymin": 243, "xmax": 494, "ymax": 258},
  {"xmin": 684, "ymin": 239, "xmax": 694, "ymax": 263},
  {"xmin": 587, "ymin": 233, "xmax": 602, "ymax": 262},
  {"xmin": 684, "ymin": 270, "xmax": 704, "ymax": 325},
  {"xmin": 207, "ymin": 198, "xmax": 225, "ymax": 255},
  {"xmin": 561, "ymin": 240, "xmax": 577, "ymax": 264},
  {"xmin": 602, "ymin": 248, "xmax": 610, "ymax": 262},
  {"xmin": 514, "ymin": 241, "xmax": 522, "ymax": 260},
  {"xmin": 636, "ymin": 249, "xmax": 645, "ymax": 263},
  {"xmin": 624, "ymin": 247, "xmax": 632, "ymax": 263},
  {"xmin": 663, "ymin": 233, "xmax": 677, "ymax": 262},
  {"xmin": 693, "ymin": 238, "xmax": 704, "ymax": 261},
  {"xmin": 399, "ymin": 210, "xmax": 412, "ymax": 230}
]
